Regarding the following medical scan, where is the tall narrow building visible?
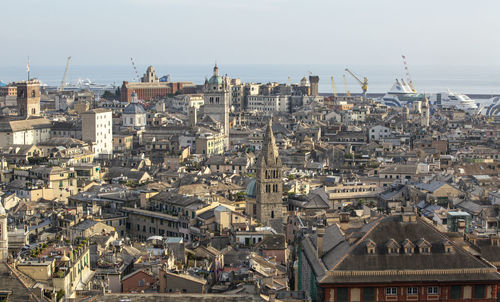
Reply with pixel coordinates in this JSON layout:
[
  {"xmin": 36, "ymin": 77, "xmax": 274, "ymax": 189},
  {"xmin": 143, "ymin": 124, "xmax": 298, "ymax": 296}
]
[
  {"xmin": 202, "ymin": 64, "xmax": 230, "ymax": 149},
  {"xmin": 421, "ymin": 96, "xmax": 430, "ymax": 127},
  {"xmin": 16, "ymin": 80, "xmax": 40, "ymax": 117},
  {"xmin": 256, "ymin": 118, "xmax": 284, "ymax": 232},
  {"xmin": 0, "ymin": 201, "xmax": 8, "ymax": 261}
]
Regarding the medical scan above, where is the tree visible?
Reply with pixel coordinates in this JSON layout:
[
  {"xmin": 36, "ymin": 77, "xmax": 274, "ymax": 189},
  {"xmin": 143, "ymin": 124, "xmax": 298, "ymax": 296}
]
[
  {"xmin": 102, "ymin": 90, "xmax": 115, "ymax": 99},
  {"xmin": 56, "ymin": 289, "xmax": 65, "ymax": 301}
]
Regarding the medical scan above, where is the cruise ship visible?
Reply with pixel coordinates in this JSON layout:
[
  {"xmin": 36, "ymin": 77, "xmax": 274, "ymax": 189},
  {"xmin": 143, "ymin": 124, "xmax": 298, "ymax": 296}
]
[
  {"xmin": 428, "ymin": 90, "xmax": 479, "ymax": 113},
  {"xmin": 380, "ymin": 79, "xmax": 425, "ymax": 107}
]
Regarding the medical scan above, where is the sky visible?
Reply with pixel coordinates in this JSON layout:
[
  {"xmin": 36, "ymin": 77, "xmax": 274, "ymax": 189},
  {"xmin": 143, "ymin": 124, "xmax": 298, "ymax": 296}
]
[{"xmin": 1, "ymin": 0, "xmax": 500, "ymax": 67}]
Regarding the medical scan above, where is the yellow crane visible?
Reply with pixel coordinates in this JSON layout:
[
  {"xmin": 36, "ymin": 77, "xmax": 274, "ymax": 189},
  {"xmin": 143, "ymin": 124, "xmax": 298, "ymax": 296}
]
[
  {"xmin": 330, "ymin": 76, "xmax": 337, "ymax": 97},
  {"xmin": 345, "ymin": 68, "xmax": 368, "ymax": 98},
  {"xmin": 342, "ymin": 74, "xmax": 351, "ymax": 97}
]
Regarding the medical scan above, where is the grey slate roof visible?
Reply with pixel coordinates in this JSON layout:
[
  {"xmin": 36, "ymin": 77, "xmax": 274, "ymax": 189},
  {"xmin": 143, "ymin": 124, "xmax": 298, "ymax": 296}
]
[
  {"xmin": 415, "ymin": 181, "xmax": 448, "ymax": 193},
  {"xmin": 123, "ymin": 103, "xmax": 146, "ymax": 114},
  {"xmin": 317, "ymin": 216, "xmax": 500, "ymax": 284}
]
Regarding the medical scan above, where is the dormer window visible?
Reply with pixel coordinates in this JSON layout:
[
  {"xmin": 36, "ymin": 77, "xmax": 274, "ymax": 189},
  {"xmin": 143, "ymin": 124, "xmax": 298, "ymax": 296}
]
[
  {"xmin": 366, "ymin": 239, "xmax": 376, "ymax": 254},
  {"xmin": 416, "ymin": 238, "xmax": 432, "ymax": 254},
  {"xmin": 402, "ymin": 239, "xmax": 415, "ymax": 254},
  {"xmin": 385, "ymin": 239, "xmax": 401, "ymax": 255},
  {"xmin": 490, "ymin": 235, "xmax": 500, "ymax": 247},
  {"xmin": 442, "ymin": 239, "xmax": 454, "ymax": 253}
]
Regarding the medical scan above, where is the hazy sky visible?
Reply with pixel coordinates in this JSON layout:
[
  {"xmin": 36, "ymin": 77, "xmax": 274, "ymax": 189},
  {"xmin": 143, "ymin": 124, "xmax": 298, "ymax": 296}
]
[{"xmin": 1, "ymin": 0, "xmax": 499, "ymax": 67}]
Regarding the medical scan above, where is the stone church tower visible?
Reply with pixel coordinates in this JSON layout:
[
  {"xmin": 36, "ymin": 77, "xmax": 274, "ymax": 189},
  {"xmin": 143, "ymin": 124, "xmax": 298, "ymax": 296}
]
[
  {"xmin": 203, "ymin": 64, "xmax": 230, "ymax": 148},
  {"xmin": 256, "ymin": 118, "xmax": 284, "ymax": 232},
  {"xmin": 16, "ymin": 80, "xmax": 40, "ymax": 117},
  {"xmin": 0, "ymin": 202, "xmax": 8, "ymax": 261}
]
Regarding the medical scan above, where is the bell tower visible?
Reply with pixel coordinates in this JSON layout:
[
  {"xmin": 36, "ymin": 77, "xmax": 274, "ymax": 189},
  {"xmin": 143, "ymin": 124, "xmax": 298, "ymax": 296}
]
[
  {"xmin": 203, "ymin": 64, "xmax": 231, "ymax": 148},
  {"xmin": 256, "ymin": 117, "xmax": 284, "ymax": 232},
  {"xmin": 16, "ymin": 80, "xmax": 40, "ymax": 117}
]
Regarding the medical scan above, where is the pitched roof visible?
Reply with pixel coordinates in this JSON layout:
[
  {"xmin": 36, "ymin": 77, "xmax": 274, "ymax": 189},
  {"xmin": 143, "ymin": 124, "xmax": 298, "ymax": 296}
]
[
  {"xmin": 318, "ymin": 215, "xmax": 500, "ymax": 284},
  {"xmin": 415, "ymin": 181, "xmax": 451, "ymax": 193},
  {"xmin": 255, "ymin": 234, "xmax": 286, "ymax": 250}
]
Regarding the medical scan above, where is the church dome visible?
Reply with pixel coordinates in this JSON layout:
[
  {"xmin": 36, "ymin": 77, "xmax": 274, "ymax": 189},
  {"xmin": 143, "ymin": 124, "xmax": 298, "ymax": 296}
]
[
  {"xmin": 246, "ymin": 178, "xmax": 256, "ymax": 198},
  {"xmin": 208, "ymin": 75, "xmax": 223, "ymax": 85},
  {"xmin": 123, "ymin": 103, "xmax": 146, "ymax": 115},
  {"xmin": 207, "ymin": 64, "xmax": 223, "ymax": 85}
]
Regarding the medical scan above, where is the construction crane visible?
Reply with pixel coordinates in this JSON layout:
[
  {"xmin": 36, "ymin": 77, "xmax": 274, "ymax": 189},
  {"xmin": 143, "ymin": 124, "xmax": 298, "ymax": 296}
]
[
  {"xmin": 59, "ymin": 56, "xmax": 71, "ymax": 92},
  {"xmin": 130, "ymin": 57, "xmax": 140, "ymax": 82},
  {"xmin": 401, "ymin": 55, "xmax": 416, "ymax": 92},
  {"xmin": 342, "ymin": 74, "xmax": 351, "ymax": 97},
  {"xmin": 345, "ymin": 68, "xmax": 368, "ymax": 98},
  {"xmin": 330, "ymin": 76, "xmax": 337, "ymax": 97}
]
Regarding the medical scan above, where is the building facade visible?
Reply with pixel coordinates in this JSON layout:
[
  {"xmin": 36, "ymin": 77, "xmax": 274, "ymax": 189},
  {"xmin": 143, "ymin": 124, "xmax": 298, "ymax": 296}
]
[
  {"xmin": 16, "ymin": 80, "xmax": 40, "ymax": 117},
  {"xmin": 0, "ymin": 202, "xmax": 8, "ymax": 261},
  {"xmin": 247, "ymin": 95, "xmax": 290, "ymax": 113},
  {"xmin": 120, "ymin": 66, "xmax": 196, "ymax": 103},
  {"xmin": 202, "ymin": 64, "xmax": 231, "ymax": 148},
  {"xmin": 81, "ymin": 109, "xmax": 113, "ymax": 157}
]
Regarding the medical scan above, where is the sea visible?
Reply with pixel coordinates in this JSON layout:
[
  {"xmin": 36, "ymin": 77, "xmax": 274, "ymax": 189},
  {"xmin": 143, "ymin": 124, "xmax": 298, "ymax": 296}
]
[{"xmin": 1, "ymin": 64, "xmax": 500, "ymax": 101}]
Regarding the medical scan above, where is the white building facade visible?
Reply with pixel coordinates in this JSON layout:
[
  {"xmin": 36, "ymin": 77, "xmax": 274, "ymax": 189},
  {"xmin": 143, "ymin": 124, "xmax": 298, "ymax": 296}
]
[
  {"xmin": 247, "ymin": 95, "xmax": 289, "ymax": 113},
  {"xmin": 369, "ymin": 125, "xmax": 392, "ymax": 142},
  {"xmin": 82, "ymin": 109, "xmax": 113, "ymax": 157},
  {"xmin": 0, "ymin": 118, "xmax": 51, "ymax": 148}
]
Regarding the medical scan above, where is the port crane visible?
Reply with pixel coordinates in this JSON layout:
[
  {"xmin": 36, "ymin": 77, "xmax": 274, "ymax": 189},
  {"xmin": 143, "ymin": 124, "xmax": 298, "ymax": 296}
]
[
  {"xmin": 345, "ymin": 68, "xmax": 368, "ymax": 98},
  {"xmin": 401, "ymin": 55, "xmax": 416, "ymax": 92},
  {"xmin": 130, "ymin": 57, "xmax": 140, "ymax": 82},
  {"xmin": 330, "ymin": 76, "xmax": 337, "ymax": 97},
  {"xmin": 342, "ymin": 74, "xmax": 351, "ymax": 97},
  {"xmin": 59, "ymin": 56, "xmax": 71, "ymax": 92}
]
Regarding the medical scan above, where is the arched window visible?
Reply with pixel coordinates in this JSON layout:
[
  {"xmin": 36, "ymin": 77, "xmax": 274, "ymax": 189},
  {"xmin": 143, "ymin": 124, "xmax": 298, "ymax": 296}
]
[{"xmin": 271, "ymin": 211, "xmax": 274, "ymax": 219}]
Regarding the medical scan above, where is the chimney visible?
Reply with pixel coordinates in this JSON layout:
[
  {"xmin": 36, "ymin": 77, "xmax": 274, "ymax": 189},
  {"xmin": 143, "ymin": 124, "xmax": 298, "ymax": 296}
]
[{"xmin": 316, "ymin": 223, "xmax": 325, "ymax": 258}]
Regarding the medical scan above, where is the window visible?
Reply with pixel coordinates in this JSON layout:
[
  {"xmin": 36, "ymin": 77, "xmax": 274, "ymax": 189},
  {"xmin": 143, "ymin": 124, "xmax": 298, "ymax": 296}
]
[
  {"xmin": 271, "ymin": 211, "xmax": 274, "ymax": 219},
  {"xmin": 138, "ymin": 279, "xmax": 144, "ymax": 287},
  {"xmin": 363, "ymin": 288, "xmax": 375, "ymax": 302},
  {"xmin": 386, "ymin": 288, "xmax": 397, "ymax": 295},
  {"xmin": 450, "ymin": 286, "xmax": 461, "ymax": 300},
  {"xmin": 428, "ymin": 287, "xmax": 439, "ymax": 295},
  {"xmin": 337, "ymin": 288, "xmax": 348, "ymax": 302},
  {"xmin": 474, "ymin": 285, "xmax": 485, "ymax": 299},
  {"xmin": 407, "ymin": 287, "xmax": 418, "ymax": 295}
]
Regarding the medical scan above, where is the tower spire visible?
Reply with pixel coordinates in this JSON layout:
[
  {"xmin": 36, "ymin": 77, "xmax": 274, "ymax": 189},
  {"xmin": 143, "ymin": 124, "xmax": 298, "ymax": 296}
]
[
  {"xmin": 213, "ymin": 62, "xmax": 219, "ymax": 77},
  {"xmin": 255, "ymin": 116, "xmax": 284, "ymax": 232}
]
